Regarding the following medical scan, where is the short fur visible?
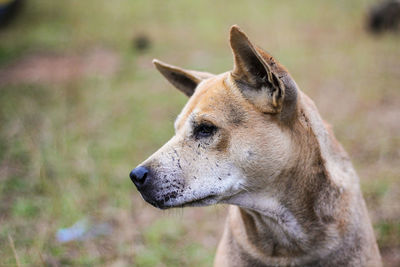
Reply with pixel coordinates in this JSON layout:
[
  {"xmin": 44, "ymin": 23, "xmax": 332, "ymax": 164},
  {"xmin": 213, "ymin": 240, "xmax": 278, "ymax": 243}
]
[{"xmin": 130, "ymin": 25, "xmax": 381, "ymax": 266}]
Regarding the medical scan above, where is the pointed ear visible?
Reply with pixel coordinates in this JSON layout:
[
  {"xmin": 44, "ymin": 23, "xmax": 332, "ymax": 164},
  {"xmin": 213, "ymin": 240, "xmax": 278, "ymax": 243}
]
[
  {"xmin": 153, "ymin": 59, "xmax": 214, "ymax": 97},
  {"xmin": 229, "ymin": 25, "xmax": 286, "ymax": 114}
]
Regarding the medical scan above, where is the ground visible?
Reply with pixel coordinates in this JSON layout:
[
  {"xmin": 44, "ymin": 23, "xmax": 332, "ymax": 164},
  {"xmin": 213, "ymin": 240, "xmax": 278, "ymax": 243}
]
[{"xmin": 0, "ymin": 0, "xmax": 399, "ymax": 266}]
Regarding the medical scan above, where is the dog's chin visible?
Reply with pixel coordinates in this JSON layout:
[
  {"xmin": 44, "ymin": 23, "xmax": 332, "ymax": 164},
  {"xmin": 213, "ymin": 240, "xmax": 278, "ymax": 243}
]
[
  {"xmin": 143, "ymin": 194, "xmax": 219, "ymax": 210},
  {"xmin": 170, "ymin": 194, "xmax": 219, "ymax": 208}
]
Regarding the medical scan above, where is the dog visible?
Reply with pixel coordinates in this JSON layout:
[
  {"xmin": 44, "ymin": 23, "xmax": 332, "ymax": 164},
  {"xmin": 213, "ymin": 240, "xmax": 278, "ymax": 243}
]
[{"xmin": 129, "ymin": 25, "xmax": 382, "ymax": 266}]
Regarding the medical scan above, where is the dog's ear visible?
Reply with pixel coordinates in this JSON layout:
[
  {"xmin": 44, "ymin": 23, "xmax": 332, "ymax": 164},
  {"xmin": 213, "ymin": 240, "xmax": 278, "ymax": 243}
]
[
  {"xmin": 153, "ymin": 59, "xmax": 214, "ymax": 97},
  {"xmin": 230, "ymin": 25, "xmax": 296, "ymax": 116}
]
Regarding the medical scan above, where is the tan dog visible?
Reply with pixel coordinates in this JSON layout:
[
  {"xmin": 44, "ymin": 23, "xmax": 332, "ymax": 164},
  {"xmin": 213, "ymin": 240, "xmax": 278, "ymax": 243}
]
[{"xmin": 129, "ymin": 26, "xmax": 381, "ymax": 266}]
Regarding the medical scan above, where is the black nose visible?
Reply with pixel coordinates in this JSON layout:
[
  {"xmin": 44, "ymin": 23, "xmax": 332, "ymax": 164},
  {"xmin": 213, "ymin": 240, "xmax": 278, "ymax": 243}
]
[{"xmin": 130, "ymin": 166, "xmax": 149, "ymax": 186}]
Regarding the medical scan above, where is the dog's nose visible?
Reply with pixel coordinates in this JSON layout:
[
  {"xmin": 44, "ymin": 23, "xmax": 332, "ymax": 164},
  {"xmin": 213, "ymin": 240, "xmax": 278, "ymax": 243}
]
[{"xmin": 130, "ymin": 166, "xmax": 149, "ymax": 186}]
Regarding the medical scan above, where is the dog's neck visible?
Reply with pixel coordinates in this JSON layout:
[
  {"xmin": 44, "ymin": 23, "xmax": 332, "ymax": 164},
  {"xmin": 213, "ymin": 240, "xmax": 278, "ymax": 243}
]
[{"xmin": 225, "ymin": 92, "xmax": 354, "ymax": 264}]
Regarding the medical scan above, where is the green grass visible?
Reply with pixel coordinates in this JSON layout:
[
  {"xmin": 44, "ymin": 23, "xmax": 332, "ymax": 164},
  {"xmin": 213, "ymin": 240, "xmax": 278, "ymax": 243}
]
[{"xmin": 0, "ymin": 0, "xmax": 399, "ymax": 266}]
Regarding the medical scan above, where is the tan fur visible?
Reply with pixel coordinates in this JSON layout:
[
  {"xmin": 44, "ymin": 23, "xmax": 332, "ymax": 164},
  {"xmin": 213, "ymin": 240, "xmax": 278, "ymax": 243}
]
[{"xmin": 131, "ymin": 26, "xmax": 381, "ymax": 266}]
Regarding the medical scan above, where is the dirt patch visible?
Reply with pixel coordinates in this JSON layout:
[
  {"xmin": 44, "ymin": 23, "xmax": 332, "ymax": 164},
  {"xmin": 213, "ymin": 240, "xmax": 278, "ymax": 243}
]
[
  {"xmin": 0, "ymin": 47, "xmax": 120, "ymax": 86},
  {"xmin": 381, "ymin": 246, "xmax": 400, "ymax": 267}
]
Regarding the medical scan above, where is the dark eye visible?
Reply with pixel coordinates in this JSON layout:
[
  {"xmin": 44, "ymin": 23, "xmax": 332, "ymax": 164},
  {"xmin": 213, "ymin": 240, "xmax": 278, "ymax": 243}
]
[{"xmin": 194, "ymin": 123, "xmax": 217, "ymax": 139}]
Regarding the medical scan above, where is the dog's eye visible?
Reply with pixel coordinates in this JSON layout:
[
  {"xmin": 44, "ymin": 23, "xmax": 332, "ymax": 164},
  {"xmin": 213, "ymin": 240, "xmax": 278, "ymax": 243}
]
[{"xmin": 194, "ymin": 123, "xmax": 217, "ymax": 139}]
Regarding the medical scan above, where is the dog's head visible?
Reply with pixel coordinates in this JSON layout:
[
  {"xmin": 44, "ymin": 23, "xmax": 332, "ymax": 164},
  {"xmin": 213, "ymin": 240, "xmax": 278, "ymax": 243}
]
[{"xmin": 130, "ymin": 26, "xmax": 300, "ymax": 209}]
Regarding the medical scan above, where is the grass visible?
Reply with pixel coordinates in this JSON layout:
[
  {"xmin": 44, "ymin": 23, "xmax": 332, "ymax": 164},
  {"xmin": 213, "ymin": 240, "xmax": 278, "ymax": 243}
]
[{"xmin": 0, "ymin": 0, "xmax": 399, "ymax": 266}]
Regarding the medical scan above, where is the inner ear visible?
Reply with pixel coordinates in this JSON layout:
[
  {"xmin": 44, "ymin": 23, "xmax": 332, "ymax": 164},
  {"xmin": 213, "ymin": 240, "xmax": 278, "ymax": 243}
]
[
  {"xmin": 153, "ymin": 59, "xmax": 214, "ymax": 97},
  {"xmin": 168, "ymin": 72, "xmax": 199, "ymax": 94},
  {"xmin": 230, "ymin": 26, "xmax": 273, "ymax": 89},
  {"xmin": 229, "ymin": 26, "xmax": 285, "ymax": 113}
]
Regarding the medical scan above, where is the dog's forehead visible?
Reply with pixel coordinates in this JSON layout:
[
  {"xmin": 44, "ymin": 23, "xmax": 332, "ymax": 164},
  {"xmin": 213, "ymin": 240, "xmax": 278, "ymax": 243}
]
[{"xmin": 175, "ymin": 72, "xmax": 239, "ymax": 130}]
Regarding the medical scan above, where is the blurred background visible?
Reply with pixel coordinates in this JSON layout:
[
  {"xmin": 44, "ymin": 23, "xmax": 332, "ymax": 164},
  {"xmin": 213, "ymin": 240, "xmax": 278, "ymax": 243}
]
[{"xmin": 0, "ymin": 0, "xmax": 399, "ymax": 266}]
